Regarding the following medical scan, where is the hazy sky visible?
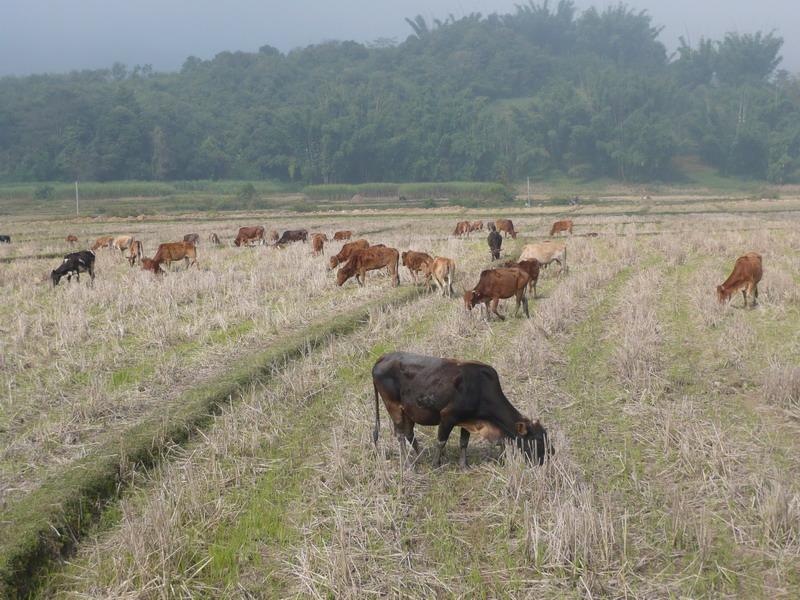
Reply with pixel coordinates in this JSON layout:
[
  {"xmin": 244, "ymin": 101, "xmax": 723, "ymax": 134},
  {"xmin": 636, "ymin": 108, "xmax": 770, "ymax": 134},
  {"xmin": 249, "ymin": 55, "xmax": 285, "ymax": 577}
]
[{"xmin": 1, "ymin": 0, "xmax": 797, "ymax": 76}]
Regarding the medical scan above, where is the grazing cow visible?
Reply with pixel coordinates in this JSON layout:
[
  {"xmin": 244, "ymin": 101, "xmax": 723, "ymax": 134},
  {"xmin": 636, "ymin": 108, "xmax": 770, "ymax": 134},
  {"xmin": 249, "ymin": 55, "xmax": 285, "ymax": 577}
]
[
  {"xmin": 470, "ymin": 220, "xmax": 484, "ymax": 232},
  {"xmin": 337, "ymin": 246, "xmax": 400, "ymax": 287},
  {"xmin": 141, "ymin": 257, "xmax": 164, "ymax": 276},
  {"xmin": 717, "ymin": 253, "xmax": 763, "ymax": 308},
  {"xmin": 329, "ymin": 239, "xmax": 370, "ymax": 269},
  {"xmin": 112, "ymin": 235, "xmax": 134, "ymax": 252},
  {"xmin": 488, "ymin": 230, "xmax": 502, "ymax": 260},
  {"xmin": 453, "ymin": 221, "xmax": 471, "ymax": 237},
  {"xmin": 276, "ymin": 229, "xmax": 308, "ymax": 245},
  {"xmin": 91, "ymin": 236, "xmax": 113, "ymax": 251},
  {"xmin": 152, "ymin": 241, "xmax": 198, "ymax": 270},
  {"xmin": 66, "ymin": 234, "xmax": 78, "ymax": 246},
  {"xmin": 0, "ymin": 235, "xmax": 10, "ymax": 243},
  {"xmin": 519, "ymin": 241, "xmax": 567, "ymax": 273},
  {"xmin": 401, "ymin": 250, "xmax": 433, "ymax": 284},
  {"xmin": 127, "ymin": 240, "xmax": 144, "ymax": 266},
  {"xmin": 422, "ymin": 257, "xmax": 456, "ymax": 297},
  {"xmin": 183, "ymin": 233, "xmax": 200, "ymax": 245},
  {"xmin": 311, "ymin": 233, "xmax": 325, "ymax": 256},
  {"xmin": 504, "ymin": 259, "xmax": 541, "ymax": 297},
  {"xmin": 495, "ymin": 219, "xmax": 518, "ymax": 239},
  {"xmin": 550, "ymin": 219, "xmax": 573, "ymax": 236},
  {"xmin": 372, "ymin": 352, "xmax": 551, "ymax": 467},
  {"xmin": 209, "ymin": 233, "xmax": 221, "ymax": 245},
  {"xmin": 234, "ymin": 226, "xmax": 265, "ymax": 247},
  {"xmin": 314, "ymin": 233, "xmax": 329, "ymax": 242},
  {"xmin": 333, "ymin": 230, "xmax": 352, "ymax": 241},
  {"xmin": 51, "ymin": 250, "xmax": 95, "ymax": 286},
  {"xmin": 464, "ymin": 268, "xmax": 530, "ymax": 320}
]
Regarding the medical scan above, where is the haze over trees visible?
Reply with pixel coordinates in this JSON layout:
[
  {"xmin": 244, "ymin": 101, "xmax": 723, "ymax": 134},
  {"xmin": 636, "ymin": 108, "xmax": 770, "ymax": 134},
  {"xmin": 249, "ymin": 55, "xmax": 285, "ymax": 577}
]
[{"xmin": 1, "ymin": 1, "xmax": 798, "ymax": 185}]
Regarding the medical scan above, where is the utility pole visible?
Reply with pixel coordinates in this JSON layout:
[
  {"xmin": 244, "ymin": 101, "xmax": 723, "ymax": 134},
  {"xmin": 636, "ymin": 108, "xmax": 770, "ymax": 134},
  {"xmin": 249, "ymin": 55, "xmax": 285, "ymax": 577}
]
[
  {"xmin": 75, "ymin": 181, "xmax": 79, "ymax": 216},
  {"xmin": 526, "ymin": 176, "xmax": 531, "ymax": 208}
]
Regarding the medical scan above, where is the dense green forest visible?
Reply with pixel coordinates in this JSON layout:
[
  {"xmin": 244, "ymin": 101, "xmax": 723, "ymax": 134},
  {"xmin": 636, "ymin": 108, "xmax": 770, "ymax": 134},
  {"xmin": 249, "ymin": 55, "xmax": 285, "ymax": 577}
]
[{"xmin": 2, "ymin": 1, "xmax": 799, "ymax": 185}]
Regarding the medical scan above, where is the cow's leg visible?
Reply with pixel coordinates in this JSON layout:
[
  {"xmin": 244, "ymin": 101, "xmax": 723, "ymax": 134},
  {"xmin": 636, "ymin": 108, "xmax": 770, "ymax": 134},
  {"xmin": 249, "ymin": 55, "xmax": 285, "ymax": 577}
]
[
  {"xmin": 433, "ymin": 411, "xmax": 459, "ymax": 467},
  {"xmin": 459, "ymin": 428, "xmax": 470, "ymax": 468},
  {"xmin": 521, "ymin": 293, "xmax": 530, "ymax": 318},
  {"xmin": 491, "ymin": 297, "xmax": 505, "ymax": 321},
  {"xmin": 742, "ymin": 288, "xmax": 748, "ymax": 308},
  {"xmin": 753, "ymin": 284, "xmax": 759, "ymax": 306}
]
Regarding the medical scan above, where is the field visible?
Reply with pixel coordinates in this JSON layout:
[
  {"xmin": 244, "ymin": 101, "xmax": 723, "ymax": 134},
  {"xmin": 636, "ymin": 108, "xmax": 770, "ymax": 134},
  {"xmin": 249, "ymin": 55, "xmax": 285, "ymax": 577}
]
[{"xmin": 1, "ymin": 197, "xmax": 800, "ymax": 598}]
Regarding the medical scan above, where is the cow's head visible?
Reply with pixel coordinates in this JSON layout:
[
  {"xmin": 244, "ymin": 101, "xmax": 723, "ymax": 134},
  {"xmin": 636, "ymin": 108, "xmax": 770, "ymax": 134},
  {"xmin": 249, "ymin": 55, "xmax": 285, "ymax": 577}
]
[
  {"xmin": 50, "ymin": 270, "xmax": 62, "ymax": 287},
  {"xmin": 716, "ymin": 285, "xmax": 730, "ymax": 304},
  {"xmin": 234, "ymin": 237, "xmax": 242, "ymax": 247},
  {"xmin": 515, "ymin": 418, "xmax": 553, "ymax": 465},
  {"xmin": 328, "ymin": 256, "xmax": 339, "ymax": 270},
  {"xmin": 336, "ymin": 265, "xmax": 352, "ymax": 286},
  {"xmin": 401, "ymin": 251, "xmax": 408, "ymax": 266},
  {"xmin": 511, "ymin": 231, "xmax": 518, "ymax": 239},
  {"xmin": 463, "ymin": 289, "xmax": 479, "ymax": 310}
]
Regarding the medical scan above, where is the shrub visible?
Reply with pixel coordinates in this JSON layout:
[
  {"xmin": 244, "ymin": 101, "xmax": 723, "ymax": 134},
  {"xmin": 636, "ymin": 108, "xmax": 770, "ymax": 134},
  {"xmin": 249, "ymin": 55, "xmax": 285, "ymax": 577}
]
[{"xmin": 34, "ymin": 185, "xmax": 54, "ymax": 200}]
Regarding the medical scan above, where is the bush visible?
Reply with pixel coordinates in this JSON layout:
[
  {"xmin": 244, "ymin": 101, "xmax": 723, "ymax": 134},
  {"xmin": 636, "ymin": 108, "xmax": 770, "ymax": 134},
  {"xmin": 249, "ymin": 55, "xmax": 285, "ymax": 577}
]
[
  {"xmin": 237, "ymin": 182, "xmax": 257, "ymax": 201},
  {"xmin": 33, "ymin": 185, "xmax": 54, "ymax": 200}
]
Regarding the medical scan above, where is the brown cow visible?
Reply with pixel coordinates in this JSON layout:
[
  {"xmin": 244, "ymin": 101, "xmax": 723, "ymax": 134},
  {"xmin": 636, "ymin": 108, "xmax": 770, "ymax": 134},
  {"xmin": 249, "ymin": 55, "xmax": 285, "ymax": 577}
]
[
  {"xmin": 470, "ymin": 220, "xmax": 484, "ymax": 232},
  {"xmin": 152, "ymin": 241, "xmax": 198, "ymax": 270},
  {"xmin": 717, "ymin": 253, "xmax": 763, "ymax": 308},
  {"xmin": 66, "ymin": 234, "xmax": 78, "ymax": 246},
  {"xmin": 464, "ymin": 268, "xmax": 530, "ymax": 320},
  {"xmin": 372, "ymin": 352, "xmax": 551, "ymax": 467},
  {"xmin": 127, "ymin": 240, "xmax": 144, "ymax": 266},
  {"xmin": 495, "ymin": 219, "xmax": 518, "ymax": 239},
  {"xmin": 311, "ymin": 233, "xmax": 325, "ymax": 256},
  {"xmin": 276, "ymin": 229, "xmax": 308, "ymax": 245},
  {"xmin": 422, "ymin": 257, "xmax": 456, "ymax": 297},
  {"xmin": 550, "ymin": 219, "xmax": 573, "ymax": 236},
  {"xmin": 504, "ymin": 259, "xmax": 540, "ymax": 298},
  {"xmin": 112, "ymin": 235, "xmax": 134, "ymax": 252},
  {"xmin": 453, "ymin": 221, "xmax": 471, "ymax": 237},
  {"xmin": 183, "ymin": 233, "xmax": 200, "ymax": 245},
  {"xmin": 337, "ymin": 246, "xmax": 400, "ymax": 287},
  {"xmin": 313, "ymin": 233, "xmax": 329, "ymax": 242},
  {"xmin": 329, "ymin": 239, "xmax": 370, "ymax": 269},
  {"xmin": 234, "ymin": 226, "xmax": 265, "ymax": 247},
  {"xmin": 333, "ymin": 230, "xmax": 352, "ymax": 241},
  {"xmin": 209, "ymin": 233, "xmax": 221, "ymax": 245},
  {"xmin": 401, "ymin": 250, "xmax": 433, "ymax": 284},
  {"xmin": 91, "ymin": 236, "xmax": 114, "ymax": 251}
]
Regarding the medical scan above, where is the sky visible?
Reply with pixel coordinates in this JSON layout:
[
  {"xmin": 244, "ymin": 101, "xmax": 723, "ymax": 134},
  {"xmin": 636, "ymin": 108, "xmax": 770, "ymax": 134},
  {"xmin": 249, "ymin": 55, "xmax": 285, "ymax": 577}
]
[{"xmin": 1, "ymin": 0, "xmax": 798, "ymax": 76}]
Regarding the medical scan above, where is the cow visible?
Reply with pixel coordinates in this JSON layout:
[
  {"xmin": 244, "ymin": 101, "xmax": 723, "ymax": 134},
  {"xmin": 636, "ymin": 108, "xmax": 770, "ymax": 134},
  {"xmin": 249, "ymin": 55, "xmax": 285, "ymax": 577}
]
[
  {"xmin": 234, "ymin": 226, "xmax": 265, "ymax": 247},
  {"xmin": 470, "ymin": 220, "xmax": 484, "ymax": 232},
  {"xmin": 488, "ymin": 230, "xmax": 502, "ymax": 260},
  {"xmin": 504, "ymin": 259, "xmax": 541, "ymax": 298},
  {"xmin": 91, "ymin": 236, "xmax": 113, "ymax": 251},
  {"xmin": 329, "ymin": 239, "xmax": 370, "ymax": 269},
  {"xmin": 495, "ymin": 219, "xmax": 518, "ymax": 239},
  {"xmin": 717, "ymin": 253, "xmax": 763, "ymax": 308},
  {"xmin": 464, "ymin": 268, "xmax": 530, "ymax": 320},
  {"xmin": 152, "ymin": 241, "xmax": 198, "ymax": 270},
  {"xmin": 519, "ymin": 241, "xmax": 567, "ymax": 273},
  {"xmin": 550, "ymin": 219, "xmax": 573, "ymax": 236},
  {"xmin": 141, "ymin": 257, "xmax": 165, "ymax": 276},
  {"xmin": 311, "ymin": 233, "xmax": 325, "ymax": 256},
  {"xmin": 421, "ymin": 257, "xmax": 456, "ymax": 297},
  {"xmin": 314, "ymin": 233, "xmax": 329, "ymax": 242},
  {"xmin": 51, "ymin": 250, "xmax": 95, "ymax": 286},
  {"xmin": 183, "ymin": 233, "xmax": 200, "ymax": 245},
  {"xmin": 453, "ymin": 221, "xmax": 471, "ymax": 237},
  {"xmin": 112, "ymin": 235, "xmax": 134, "ymax": 252},
  {"xmin": 0, "ymin": 235, "xmax": 10, "ymax": 243},
  {"xmin": 337, "ymin": 246, "xmax": 400, "ymax": 287},
  {"xmin": 401, "ymin": 250, "xmax": 433, "ymax": 284},
  {"xmin": 371, "ymin": 352, "xmax": 551, "ymax": 467},
  {"xmin": 268, "ymin": 229, "xmax": 280, "ymax": 244},
  {"xmin": 333, "ymin": 230, "xmax": 352, "ymax": 241},
  {"xmin": 127, "ymin": 240, "xmax": 144, "ymax": 266},
  {"xmin": 276, "ymin": 229, "xmax": 308, "ymax": 245},
  {"xmin": 66, "ymin": 235, "xmax": 78, "ymax": 246},
  {"xmin": 209, "ymin": 233, "xmax": 221, "ymax": 245}
]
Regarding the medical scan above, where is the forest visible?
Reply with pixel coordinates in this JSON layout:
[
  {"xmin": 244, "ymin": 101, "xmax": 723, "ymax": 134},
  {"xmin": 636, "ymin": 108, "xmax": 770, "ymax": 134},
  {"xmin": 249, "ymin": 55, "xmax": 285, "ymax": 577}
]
[{"xmin": 1, "ymin": 0, "xmax": 799, "ymax": 185}]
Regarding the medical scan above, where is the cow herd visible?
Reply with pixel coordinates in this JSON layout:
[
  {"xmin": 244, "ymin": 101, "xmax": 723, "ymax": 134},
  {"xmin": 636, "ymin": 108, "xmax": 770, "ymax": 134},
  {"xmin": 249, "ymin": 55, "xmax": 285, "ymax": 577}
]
[{"xmin": 40, "ymin": 215, "xmax": 765, "ymax": 470}]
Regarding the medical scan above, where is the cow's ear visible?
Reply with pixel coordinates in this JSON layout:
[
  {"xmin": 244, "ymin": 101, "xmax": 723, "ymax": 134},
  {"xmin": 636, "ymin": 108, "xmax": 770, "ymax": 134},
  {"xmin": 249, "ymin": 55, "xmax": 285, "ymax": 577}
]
[{"xmin": 515, "ymin": 421, "xmax": 528, "ymax": 436}]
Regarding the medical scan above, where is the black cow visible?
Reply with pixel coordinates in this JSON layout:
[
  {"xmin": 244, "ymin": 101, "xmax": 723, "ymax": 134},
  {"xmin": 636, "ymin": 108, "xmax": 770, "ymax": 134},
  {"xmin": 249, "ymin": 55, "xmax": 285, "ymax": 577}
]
[
  {"xmin": 488, "ymin": 230, "xmax": 502, "ymax": 260},
  {"xmin": 276, "ymin": 229, "xmax": 308, "ymax": 245},
  {"xmin": 372, "ymin": 352, "xmax": 551, "ymax": 467},
  {"xmin": 51, "ymin": 250, "xmax": 96, "ymax": 286},
  {"xmin": 0, "ymin": 235, "xmax": 10, "ymax": 243}
]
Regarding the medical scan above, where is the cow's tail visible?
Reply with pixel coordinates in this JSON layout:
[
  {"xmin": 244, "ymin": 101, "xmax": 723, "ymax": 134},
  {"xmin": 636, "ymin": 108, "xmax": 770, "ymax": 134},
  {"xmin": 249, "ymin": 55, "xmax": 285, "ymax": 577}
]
[{"xmin": 372, "ymin": 381, "xmax": 381, "ymax": 447}]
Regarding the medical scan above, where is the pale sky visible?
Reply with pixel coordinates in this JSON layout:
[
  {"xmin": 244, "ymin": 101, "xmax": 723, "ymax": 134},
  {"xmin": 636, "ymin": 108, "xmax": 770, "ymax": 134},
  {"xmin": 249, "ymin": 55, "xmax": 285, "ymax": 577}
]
[{"xmin": 0, "ymin": 0, "xmax": 797, "ymax": 76}]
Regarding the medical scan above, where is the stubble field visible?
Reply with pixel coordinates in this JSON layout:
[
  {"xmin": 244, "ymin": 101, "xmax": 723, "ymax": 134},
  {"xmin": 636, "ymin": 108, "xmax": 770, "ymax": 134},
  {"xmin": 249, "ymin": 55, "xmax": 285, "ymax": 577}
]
[{"xmin": 1, "ymin": 200, "xmax": 799, "ymax": 598}]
